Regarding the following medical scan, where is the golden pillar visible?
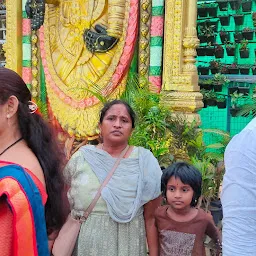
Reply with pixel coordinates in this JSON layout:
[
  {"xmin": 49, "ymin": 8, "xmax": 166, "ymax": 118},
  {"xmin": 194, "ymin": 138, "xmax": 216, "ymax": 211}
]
[
  {"xmin": 161, "ymin": 0, "xmax": 203, "ymax": 122},
  {"xmin": 5, "ymin": 0, "xmax": 22, "ymax": 75}
]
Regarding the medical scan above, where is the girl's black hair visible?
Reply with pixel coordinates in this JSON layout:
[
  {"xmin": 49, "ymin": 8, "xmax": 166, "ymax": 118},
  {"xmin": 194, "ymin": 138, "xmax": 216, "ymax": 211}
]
[
  {"xmin": 161, "ymin": 162, "xmax": 202, "ymax": 207},
  {"xmin": 0, "ymin": 67, "xmax": 65, "ymax": 234},
  {"xmin": 99, "ymin": 99, "xmax": 136, "ymax": 128}
]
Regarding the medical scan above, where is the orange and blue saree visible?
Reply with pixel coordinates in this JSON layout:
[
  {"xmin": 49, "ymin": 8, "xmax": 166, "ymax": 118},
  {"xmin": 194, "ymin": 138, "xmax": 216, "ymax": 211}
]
[{"xmin": 0, "ymin": 161, "xmax": 50, "ymax": 256}]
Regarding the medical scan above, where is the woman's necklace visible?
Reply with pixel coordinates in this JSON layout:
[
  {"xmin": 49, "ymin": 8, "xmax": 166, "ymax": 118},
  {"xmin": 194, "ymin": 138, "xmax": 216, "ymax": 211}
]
[{"xmin": 0, "ymin": 137, "xmax": 23, "ymax": 156}]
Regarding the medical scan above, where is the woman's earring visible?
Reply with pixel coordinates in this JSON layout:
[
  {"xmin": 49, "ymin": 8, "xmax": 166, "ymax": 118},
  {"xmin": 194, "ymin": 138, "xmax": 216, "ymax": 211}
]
[{"xmin": 6, "ymin": 114, "xmax": 10, "ymax": 119}]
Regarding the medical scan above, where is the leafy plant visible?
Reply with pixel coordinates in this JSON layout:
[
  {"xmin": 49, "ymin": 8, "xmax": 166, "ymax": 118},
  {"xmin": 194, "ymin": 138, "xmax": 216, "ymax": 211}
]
[
  {"xmin": 166, "ymin": 116, "xmax": 204, "ymax": 162},
  {"xmin": 190, "ymin": 156, "xmax": 215, "ymax": 209},
  {"xmin": 123, "ymin": 73, "xmax": 173, "ymax": 167},
  {"xmin": 230, "ymin": 91, "xmax": 244, "ymax": 108},
  {"xmin": 190, "ymin": 128, "xmax": 231, "ymax": 209},
  {"xmin": 199, "ymin": 24, "xmax": 215, "ymax": 37},
  {"xmin": 216, "ymin": 96, "xmax": 226, "ymax": 102},
  {"xmin": 239, "ymin": 39, "xmax": 249, "ymax": 51},
  {"xmin": 225, "ymin": 40, "xmax": 236, "ymax": 49},
  {"xmin": 215, "ymin": 44, "xmax": 223, "ymax": 52},
  {"xmin": 236, "ymin": 94, "xmax": 256, "ymax": 117},
  {"xmin": 229, "ymin": 62, "xmax": 238, "ymax": 69},
  {"xmin": 209, "ymin": 60, "xmax": 221, "ymax": 69},
  {"xmin": 242, "ymin": 27, "xmax": 254, "ymax": 32},
  {"xmin": 203, "ymin": 129, "xmax": 231, "ymax": 163},
  {"xmin": 213, "ymin": 73, "xmax": 229, "ymax": 85},
  {"xmin": 199, "ymin": 79, "xmax": 213, "ymax": 86},
  {"xmin": 238, "ymin": 64, "xmax": 251, "ymax": 69},
  {"xmin": 220, "ymin": 64, "xmax": 229, "ymax": 74},
  {"xmin": 204, "ymin": 90, "xmax": 217, "ymax": 100}
]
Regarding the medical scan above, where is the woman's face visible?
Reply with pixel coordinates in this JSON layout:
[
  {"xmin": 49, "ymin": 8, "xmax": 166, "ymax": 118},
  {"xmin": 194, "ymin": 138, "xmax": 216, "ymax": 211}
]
[{"xmin": 99, "ymin": 104, "xmax": 133, "ymax": 145}]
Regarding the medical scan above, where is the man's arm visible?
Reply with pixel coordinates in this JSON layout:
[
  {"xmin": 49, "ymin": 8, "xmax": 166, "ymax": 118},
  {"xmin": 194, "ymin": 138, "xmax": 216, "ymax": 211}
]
[{"xmin": 222, "ymin": 138, "xmax": 256, "ymax": 255}]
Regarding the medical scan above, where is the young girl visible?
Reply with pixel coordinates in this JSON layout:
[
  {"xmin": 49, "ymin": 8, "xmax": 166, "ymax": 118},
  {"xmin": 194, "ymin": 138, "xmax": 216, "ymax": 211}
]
[{"xmin": 154, "ymin": 162, "xmax": 221, "ymax": 256}]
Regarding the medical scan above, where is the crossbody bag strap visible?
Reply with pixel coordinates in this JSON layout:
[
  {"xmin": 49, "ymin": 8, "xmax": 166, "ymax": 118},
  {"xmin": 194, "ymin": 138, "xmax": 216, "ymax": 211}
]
[{"xmin": 80, "ymin": 145, "xmax": 130, "ymax": 221}]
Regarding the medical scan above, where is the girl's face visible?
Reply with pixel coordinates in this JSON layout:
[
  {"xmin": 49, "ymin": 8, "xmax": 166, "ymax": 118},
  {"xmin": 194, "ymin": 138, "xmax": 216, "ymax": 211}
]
[{"xmin": 166, "ymin": 176, "xmax": 194, "ymax": 211}]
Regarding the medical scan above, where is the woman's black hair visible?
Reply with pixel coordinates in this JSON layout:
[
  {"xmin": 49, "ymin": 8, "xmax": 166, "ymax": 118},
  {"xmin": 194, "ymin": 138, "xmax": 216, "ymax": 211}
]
[
  {"xmin": 0, "ymin": 67, "xmax": 65, "ymax": 234},
  {"xmin": 99, "ymin": 99, "xmax": 136, "ymax": 128},
  {"xmin": 161, "ymin": 162, "xmax": 202, "ymax": 207}
]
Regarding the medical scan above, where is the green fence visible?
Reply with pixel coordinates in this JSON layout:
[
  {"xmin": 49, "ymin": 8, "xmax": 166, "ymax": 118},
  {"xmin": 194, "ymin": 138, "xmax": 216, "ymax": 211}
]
[{"xmin": 196, "ymin": 0, "xmax": 256, "ymax": 139}]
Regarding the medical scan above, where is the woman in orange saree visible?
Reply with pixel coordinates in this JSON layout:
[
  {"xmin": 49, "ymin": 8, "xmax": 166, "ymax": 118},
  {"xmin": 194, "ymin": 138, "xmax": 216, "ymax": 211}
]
[
  {"xmin": 0, "ymin": 67, "xmax": 66, "ymax": 255},
  {"xmin": 0, "ymin": 161, "xmax": 49, "ymax": 255}
]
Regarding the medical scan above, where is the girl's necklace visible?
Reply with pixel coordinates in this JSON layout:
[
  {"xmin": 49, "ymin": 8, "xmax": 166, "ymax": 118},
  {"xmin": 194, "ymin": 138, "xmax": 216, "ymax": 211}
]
[{"xmin": 0, "ymin": 137, "xmax": 23, "ymax": 156}]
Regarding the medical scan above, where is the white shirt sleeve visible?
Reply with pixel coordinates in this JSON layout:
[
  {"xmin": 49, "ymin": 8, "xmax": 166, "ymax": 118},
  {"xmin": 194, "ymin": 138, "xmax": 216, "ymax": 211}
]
[{"xmin": 221, "ymin": 129, "xmax": 256, "ymax": 255}]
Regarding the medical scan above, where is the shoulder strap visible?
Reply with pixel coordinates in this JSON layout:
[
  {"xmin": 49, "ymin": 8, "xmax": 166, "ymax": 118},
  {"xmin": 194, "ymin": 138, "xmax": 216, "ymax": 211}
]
[{"xmin": 80, "ymin": 145, "xmax": 130, "ymax": 221}]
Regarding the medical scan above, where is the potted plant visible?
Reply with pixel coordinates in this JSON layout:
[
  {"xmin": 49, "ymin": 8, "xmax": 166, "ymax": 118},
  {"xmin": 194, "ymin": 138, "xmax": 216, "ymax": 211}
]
[
  {"xmin": 214, "ymin": 44, "xmax": 224, "ymax": 58},
  {"xmin": 218, "ymin": 15, "xmax": 230, "ymax": 26},
  {"xmin": 252, "ymin": 12, "xmax": 256, "ymax": 27},
  {"xmin": 239, "ymin": 39, "xmax": 249, "ymax": 58},
  {"xmin": 206, "ymin": 20, "xmax": 219, "ymax": 32},
  {"xmin": 238, "ymin": 86, "xmax": 250, "ymax": 95},
  {"xmin": 205, "ymin": 42, "xmax": 215, "ymax": 56},
  {"xmin": 199, "ymin": 24, "xmax": 216, "ymax": 44},
  {"xmin": 199, "ymin": 79, "xmax": 214, "ymax": 90},
  {"xmin": 209, "ymin": 60, "xmax": 221, "ymax": 74},
  {"xmin": 212, "ymin": 73, "xmax": 230, "ymax": 92},
  {"xmin": 219, "ymin": 29, "xmax": 230, "ymax": 43},
  {"xmin": 228, "ymin": 86, "xmax": 239, "ymax": 94},
  {"xmin": 207, "ymin": 3, "xmax": 218, "ymax": 17},
  {"xmin": 233, "ymin": 14, "xmax": 244, "ymax": 25},
  {"xmin": 204, "ymin": 90, "xmax": 217, "ymax": 106},
  {"xmin": 242, "ymin": 27, "xmax": 254, "ymax": 40},
  {"xmin": 190, "ymin": 156, "xmax": 215, "ymax": 209},
  {"xmin": 239, "ymin": 64, "xmax": 251, "ymax": 74},
  {"xmin": 202, "ymin": 129, "xmax": 231, "ymax": 224},
  {"xmin": 196, "ymin": 46, "xmax": 206, "ymax": 56},
  {"xmin": 230, "ymin": 91, "xmax": 244, "ymax": 117},
  {"xmin": 234, "ymin": 31, "xmax": 243, "ymax": 43},
  {"xmin": 216, "ymin": 0, "xmax": 229, "ymax": 11},
  {"xmin": 209, "ymin": 163, "xmax": 224, "ymax": 226},
  {"xmin": 216, "ymin": 96, "xmax": 227, "ymax": 108},
  {"xmin": 198, "ymin": 3, "xmax": 208, "ymax": 18},
  {"xmin": 229, "ymin": 0, "xmax": 241, "ymax": 10},
  {"xmin": 252, "ymin": 63, "xmax": 256, "ymax": 75},
  {"xmin": 225, "ymin": 41, "xmax": 236, "ymax": 56},
  {"xmin": 200, "ymin": 89, "xmax": 208, "ymax": 108},
  {"xmin": 242, "ymin": 0, "xmax": 252, "ymax": 12},
  {"xmin": 220, "ymin": 64, "xmax": 229, "ymax": 74},
  {"xmin": 228, "ymin": 62, "xmax": 239, "ymax": 74},
  {"xmin": 198, "ymin": 65, "xmax": 210, "ymax": 75},
  {"xmin": 197, "ymin": 33, "xmax": 207, "ymax": 44}
]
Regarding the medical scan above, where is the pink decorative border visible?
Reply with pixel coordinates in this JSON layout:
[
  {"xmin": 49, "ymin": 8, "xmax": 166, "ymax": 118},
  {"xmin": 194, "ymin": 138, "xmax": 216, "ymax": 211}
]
[
  {"xmin": 149, "ymin": 76, "xmax": 161, "ymax": 93},
  {"xmin": 39, "ymin": 0, "xmax": 138, "ymax": 109},
  {"xmin": 22, "ymin": 67, "xmax": 32, "ymax": 84},
  {"xmin": 22, "ymin": 19, "xmax": 31, "ymax": 35},
  {"xmin": 22, "ymin": 18, "xmax": 32, "ymax": 85},
  {"xmin": 150, "ymin": 17, "xmax": 164, "ymax": 37}
]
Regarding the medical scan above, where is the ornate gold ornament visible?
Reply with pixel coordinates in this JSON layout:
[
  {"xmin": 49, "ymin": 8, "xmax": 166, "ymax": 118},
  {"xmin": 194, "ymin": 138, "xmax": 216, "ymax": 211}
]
[
  {"xmin": 162, "ymin": 0, "xmax": 202, "ymax": 120},
  {"xmin": 138, "ymin": 0, "xmax": 151, "ymax": 86},
  {"xmin": 39, "ymin": 0, "xmax": 138, "ymax": 138}
]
